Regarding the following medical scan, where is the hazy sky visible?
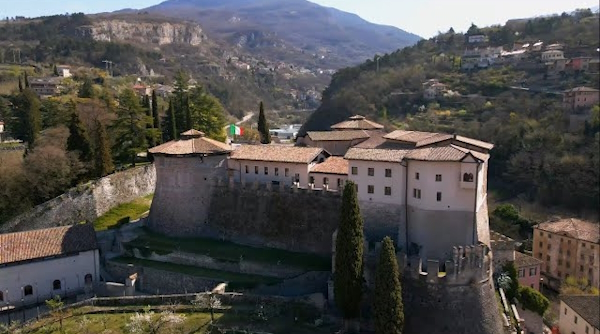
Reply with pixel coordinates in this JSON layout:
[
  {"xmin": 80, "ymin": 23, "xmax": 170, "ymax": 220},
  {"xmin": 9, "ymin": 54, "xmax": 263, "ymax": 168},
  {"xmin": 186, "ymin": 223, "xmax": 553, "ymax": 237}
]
[{"xmin": 0, "ymin": 0, "xmax": 597, "ymax": 37}]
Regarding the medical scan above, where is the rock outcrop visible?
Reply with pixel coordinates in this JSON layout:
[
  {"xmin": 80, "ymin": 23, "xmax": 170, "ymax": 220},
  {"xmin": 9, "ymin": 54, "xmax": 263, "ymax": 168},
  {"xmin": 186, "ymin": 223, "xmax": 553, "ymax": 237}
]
[{"xmin": 79, "ymin": 20, "xmax": 206, "ymax": 46}]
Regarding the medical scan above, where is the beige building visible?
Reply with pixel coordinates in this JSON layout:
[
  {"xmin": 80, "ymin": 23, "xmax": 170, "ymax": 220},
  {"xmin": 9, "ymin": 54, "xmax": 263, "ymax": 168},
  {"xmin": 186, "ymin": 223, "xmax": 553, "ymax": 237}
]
[
  {"xmin": 559, "ymin": 295, "xmax": 599, "ymax": 334},
  {"xmin": 541, "ymin": 50, "xmax": 564, "ymax": 61},
  {"xmin": 532, "ymin": 218, "xmax": 600, "ymax": 289},
  {"xmin": 228, "ymin": 145, "xmax": 329, "ymax": 188},
  {"xmin": 563, "ymin": 87, "xmax": 600, "ymax": 111},
  {"xmin": 29, "ymin": 77, "xmax": 62, "ymax": 97},
  {"xmin": 308, "ymin": 156, "xmax": 348, "ymax": 190}
]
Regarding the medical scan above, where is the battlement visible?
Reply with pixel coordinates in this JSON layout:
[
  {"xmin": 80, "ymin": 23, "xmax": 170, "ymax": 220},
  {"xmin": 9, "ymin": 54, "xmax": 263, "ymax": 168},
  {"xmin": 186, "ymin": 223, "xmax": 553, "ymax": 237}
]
[
  {"xmin": 400, "ymin": 244, "xmax": 491, "ymax": 285},
  {"xmin": 489, "ymin": 231, "xmax": 517, "ymax": 251},
  {"xmin": 210, "ymin": 176, "xmax": 343, "ymax": 197}
]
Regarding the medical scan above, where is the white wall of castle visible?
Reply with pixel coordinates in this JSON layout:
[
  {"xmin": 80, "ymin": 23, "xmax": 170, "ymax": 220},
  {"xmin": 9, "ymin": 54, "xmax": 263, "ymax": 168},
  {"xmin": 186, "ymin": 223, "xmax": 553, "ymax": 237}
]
[
  {"xmin": 347, "ymin": 160, "xmax": 406, "ymax": 205},
  {"xmin": 308, "ymin": 172, "xmax": 347, "ymax": 191},
  {"xmin": 0, "ymin": 250, "xmax": 99, "ymax": 306}
]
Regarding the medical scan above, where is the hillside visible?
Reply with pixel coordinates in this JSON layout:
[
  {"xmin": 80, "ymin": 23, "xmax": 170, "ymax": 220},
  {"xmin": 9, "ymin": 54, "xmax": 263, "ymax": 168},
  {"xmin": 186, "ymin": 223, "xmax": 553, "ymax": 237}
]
[
  {"xmin": 302, "ymin": 10, "xmax": 600, "ymax": 214},
  {"xmin": 141, "ymin": 0, "xmax": 421, "ymax": 68}
]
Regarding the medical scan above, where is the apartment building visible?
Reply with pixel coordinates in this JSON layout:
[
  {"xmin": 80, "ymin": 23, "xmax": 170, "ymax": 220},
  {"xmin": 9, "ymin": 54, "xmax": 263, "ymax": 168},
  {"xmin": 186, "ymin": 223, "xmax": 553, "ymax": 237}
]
[
  {"xmin": 533, "ymin": 218, "xmax": 600, "ymax": 289},
  {"xmin": 563, "ymin": 87, "xmax": 600, "ymax": 111}
]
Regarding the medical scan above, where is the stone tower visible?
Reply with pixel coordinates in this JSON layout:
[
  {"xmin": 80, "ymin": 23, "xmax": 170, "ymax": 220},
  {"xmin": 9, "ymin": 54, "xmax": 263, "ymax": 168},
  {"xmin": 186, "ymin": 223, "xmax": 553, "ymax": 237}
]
[{"xmin": 147, "ymin": 130, "xmax": 231, "ymax": 236}]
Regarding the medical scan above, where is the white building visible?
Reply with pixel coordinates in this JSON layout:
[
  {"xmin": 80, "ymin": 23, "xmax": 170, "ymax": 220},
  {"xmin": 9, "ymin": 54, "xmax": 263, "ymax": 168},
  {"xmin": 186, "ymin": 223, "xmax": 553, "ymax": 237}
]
[
  {"xmin": 559, "ymin": 295, "xmax": 599, "ymax": 334},
  {"xmin": 0, "ymin": 224, "xmax": 99, "ymax": 308},
  {"xmin": 56, "ymin": 65, "xmax": 72, "ymax": 78},
  {"xmin": 541, "ymin": 50, "xmax": 565, "ymax": 61},
  {"xmin": 228, "ymin": 145, "xmax": 330, "ymax": 187}
]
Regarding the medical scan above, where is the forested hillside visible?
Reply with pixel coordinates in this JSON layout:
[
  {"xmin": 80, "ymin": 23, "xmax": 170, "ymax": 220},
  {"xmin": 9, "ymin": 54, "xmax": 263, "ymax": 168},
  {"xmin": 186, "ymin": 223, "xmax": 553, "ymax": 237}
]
[{"xmin": 302, "ymin": 10, "xmax": 600, "ymax": 215}]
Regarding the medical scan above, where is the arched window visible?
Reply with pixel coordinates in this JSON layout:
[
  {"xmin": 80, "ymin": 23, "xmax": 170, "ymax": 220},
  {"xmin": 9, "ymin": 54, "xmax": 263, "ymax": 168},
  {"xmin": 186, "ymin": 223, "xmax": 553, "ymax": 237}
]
[
  {"xmin": 23, "ymin": 285, "xmax": 33, "ymax": 296},
  {"xmin": 463, "ymin": 173, "xmax": 474, "ymax": 182},
  {"xmin": 53, "ymin": 280, "xmax": 61, "ymax": 290},
  {"xmin": 84, "ymin": 274, "xmax": 93, "ymax": 285}
]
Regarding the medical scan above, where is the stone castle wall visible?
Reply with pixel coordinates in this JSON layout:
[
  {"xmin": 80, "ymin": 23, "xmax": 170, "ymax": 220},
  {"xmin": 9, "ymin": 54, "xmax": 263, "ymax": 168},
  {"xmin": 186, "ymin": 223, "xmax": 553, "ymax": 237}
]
[{"xmin": 1, "ymin": 165, "xmax": 156, "ymax": 233}]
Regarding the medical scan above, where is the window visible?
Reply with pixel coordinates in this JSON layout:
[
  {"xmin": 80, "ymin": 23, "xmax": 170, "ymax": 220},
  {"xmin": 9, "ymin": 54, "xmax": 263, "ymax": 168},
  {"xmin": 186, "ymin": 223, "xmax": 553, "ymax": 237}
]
[
  {"xmin": 264, "ymin": 167, "xmax": 268, "ymax": 175},
  {"xmin": 518, "ymin": 269, "xmax": 525, "ymax": 278},
  {"xmin": 368, "ymin": 185, "xmax": 374, "ymax": 194},
  {"xmin": 436, "ymin": 192, "xmax": 442, "ymax": 201},
  {"xmin": 539, "ymin": 242, "xmax": 543, "ymax": 248},
  {"xmin": 435, "ymin": 174, "xmax": 442, "ymax": 182},
  {"xmin": 567, "ymin": 250, "xmax": 571, "ymax": 256},
  {"xmin": 323, "ymin": 177, "xmax": 329, "ymax": 185},
  {"xmin": 548, "ymin": 234, "xmax": 551, "ymax": 239},
  {"xmin": 581, "ymin": 254, "xmax": 585, "ymax": 261},
  {"xmin": 529, "ymin": 267, "xmax": 536, "ymax": 276},
  {"xmin": 337, "ymin": 178, "xmax": 342, "ymax": 188},
  {"xmin": 591, "ymin": 245, "xmax": 595, "ymax": 250},
  {"xmin": 85, "ymin": 274, "xmax": 93, "ymax": 285},
  {"xmin": 351, "ymin": 167, "xmax": 358, "ymax": 175},
  {"xmin": 385, "ymin": 169, "xmax": 392, "ymax": 177},
  {"xmin": 385, "ymin": 187, "xmax": 392, "ymax": 196},
  {"xmin": 368, "ymin": 168, "xmax": 374, "ymax": 176},
  {"xmin": 254, "ymin": 166, "xmax": 258, "ymax": 174},
  {"xmin": 548, "ymin": 244, "xmax": 551, "ymax": 250},
  {"xmin": 24, "ymin": 285, "xmax": 33, "ymax": 296},
  {"xmin": 580, "ymin": 265, "xmax": 584, "ymax": 272},
  {"xmin": 285, "ymin": 168, "xmax": 289, "ymax": 177},
  {"xmin": 462, "ymin": 173, "xmax": 474, "ymax": 182},
  {"xmin": 245, "ymin": 165, "xmax": 249, "ymax": 174},
  {"xmin": 413, "ymin": 189, "xmax": 421, "ymax": 199},
  {"xmin": 53, "ymin": 280, "xmax": 61, "ymax": 290},
  {"xmin": 530, "ymin": 284, "xmax": 534, "ymax": 288},
  {"xmin": 564, "ymin": 308, "xmax": 567, "ymax": 315},
  {"xmin": 559, "ymin": 259, "xmax": 562, "ymax": 265},
  {"xmin": 538, "ymin": 253, "xmax": 542, "ymax": 259},
  {"xmin": 274, "ymin": 168, "xmax": 279, "ymax": 176},
  {"xmin": 583, "ymin": 243, "xmax": 586, "ymax": 247},
  {"xmin": 540, "ymin": 231, "xmax": 544, "ymax": 236},
  {"xmin": 546, "ymin": 255, "xmax": 550, "ymax": 261},
  {"xmin": 585, "ymin": 325, "xmax": 589, "ymax": 333},
  {"xmin": 294, "ymin": 174, "xmax": 300, "ymax": 182},
  {"xmin": 574, "ymin": 316, "xmax": 578, "ymax": 324},
  {"xmin": 415, "ymin": 172, "xmax": 420, "ymax": 180},
  {"xmin": 309, "ymin": 176, "xmax": 314, "ymax": 184},
  {"xmin": 590, "ymin": 255, "xmax": 594, "ymax": 264}
]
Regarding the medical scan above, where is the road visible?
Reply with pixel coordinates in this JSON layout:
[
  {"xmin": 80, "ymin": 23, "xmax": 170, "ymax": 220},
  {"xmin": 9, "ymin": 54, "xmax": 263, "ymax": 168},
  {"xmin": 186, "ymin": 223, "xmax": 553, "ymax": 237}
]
[{"xmin": 225, "ymin": 113, "xmax": 254, "ymax": 131}]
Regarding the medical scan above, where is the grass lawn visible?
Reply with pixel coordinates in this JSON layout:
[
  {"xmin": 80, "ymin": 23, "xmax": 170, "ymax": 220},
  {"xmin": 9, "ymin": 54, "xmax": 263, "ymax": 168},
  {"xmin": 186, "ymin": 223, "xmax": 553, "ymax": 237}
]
[
  {"xmin": 126, "ymin": 228, "xmax": 331, "ymax": 271},
  {"xmin": 112, "ymin": 257, "xmax": 282, "ymax": 290},
  {"xmin": 94, "ymin": 194, "xmax": 153, "ymax": 231}
]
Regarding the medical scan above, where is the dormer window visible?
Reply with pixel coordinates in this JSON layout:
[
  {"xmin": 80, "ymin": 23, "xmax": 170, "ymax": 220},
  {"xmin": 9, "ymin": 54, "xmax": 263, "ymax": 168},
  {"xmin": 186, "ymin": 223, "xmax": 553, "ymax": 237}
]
[{"xmin": 463, "ymin": 173, "xmax": 474, "ymax": 182}]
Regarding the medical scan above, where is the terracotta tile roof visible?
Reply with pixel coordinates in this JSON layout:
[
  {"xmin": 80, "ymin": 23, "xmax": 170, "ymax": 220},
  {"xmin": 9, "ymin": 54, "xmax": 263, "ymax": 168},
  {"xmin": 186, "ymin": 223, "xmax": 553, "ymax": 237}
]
[
  {"xmin": 149, "ymin": 131, "xmax": 231, "ymax": 156},
  {"xmin": 230, "ymin": 145, "xmax": 326, "ymax": 164},
  {"xmin": 310, "ymin": 157, "xmax": 348, "ymax": 175},
  {"xmin": 0, "ymin": 224, "xmax": 98, "ymax": 266},
  {"xmin": 564, "ymin": 86, "xmax": 599, "ymax": 93},
  {"xmin": 384, "ymin": 130, "xmax": 494, "ymax": 151},
  {"xmin": 384, "ymin": 130, "xmax": 442, "ymax": 144},
  {"xmin": 514, "ymin": 252, "xmax": 542, "ymax": 268},
  {"xmin": 330, "ymin": 115, "xmax": 384, "ymax": 130},
  {"xmin": 536, "ymin": 218, "xmax": 600, "ymax": 243},
  {"xmin": 345, "ymin": 147, "xmax": 409, "ymax": 163},
  {"xmin": 454, "ymin": 135, "xmax": 494, "ymax": 150},
  {"xmin": 307, "ymin": 130, "xmax": 370, "ymax": 141},
  {"xmin": 405, "ymin": 145, "xmax": 488, "ymax": 162},
  {"xmin": 561, "ymin": 295, "xmax": 600, "ymax": 329}
]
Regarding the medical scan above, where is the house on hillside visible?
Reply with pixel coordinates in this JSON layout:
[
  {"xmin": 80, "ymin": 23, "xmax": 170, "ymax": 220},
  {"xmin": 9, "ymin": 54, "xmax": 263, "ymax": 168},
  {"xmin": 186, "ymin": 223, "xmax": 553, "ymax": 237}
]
[
  {"xmin": 423, "ymin": 81, "xmax": 448, "ymax": 100},
  {"xmin": 133, "ymin": 83, "xmax": 151, "ymax": 97},
  {"xmin": 562, "ymin": 86, "xmax": 600, "ymax": 111},
  {"xmin": 0, "ymin": 224, "xmax": 100, "ymax": 308},
  {"xmin": 567, "ymin": 57, "xmax": 593, "ymax": 72},
  {"xmin": 29, "ymin": 77, "xmax": 62, "ymax": 97},
  {"xmin": 541, "ymin": 50, "xmax": 565, "ymax": 61},
  {"xmin": 531, "ymin": 41, "xmax": 544, "ymax": 52},
  {"xmin": 468, "ymin": 35, "xmax": 487, "ymax": 44},
  {"xmin": 56, "ymin": 65, "xmax": 72, "ymax": 78}
]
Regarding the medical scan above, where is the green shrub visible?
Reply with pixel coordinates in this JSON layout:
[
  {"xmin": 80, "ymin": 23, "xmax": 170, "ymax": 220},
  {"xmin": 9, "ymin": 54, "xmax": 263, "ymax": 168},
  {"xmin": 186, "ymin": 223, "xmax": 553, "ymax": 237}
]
[{"xmin": 518, "ymin": 286, "xmax": 549, "ymax": 316}]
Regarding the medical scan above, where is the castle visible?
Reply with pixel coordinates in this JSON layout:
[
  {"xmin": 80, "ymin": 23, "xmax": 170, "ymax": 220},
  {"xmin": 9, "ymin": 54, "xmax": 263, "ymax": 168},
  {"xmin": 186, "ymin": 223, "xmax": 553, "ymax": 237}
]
[{"xmin": 147, "ymin": 117, "xmax": 504, "ymax": 333}]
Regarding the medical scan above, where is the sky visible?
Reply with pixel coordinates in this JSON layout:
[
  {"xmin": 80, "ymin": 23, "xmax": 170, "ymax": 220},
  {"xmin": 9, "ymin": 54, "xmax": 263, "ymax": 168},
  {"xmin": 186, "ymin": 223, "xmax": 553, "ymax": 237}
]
[{"xmin": 0, "ymin": 0, "xmax": 598, "ymax": 38}]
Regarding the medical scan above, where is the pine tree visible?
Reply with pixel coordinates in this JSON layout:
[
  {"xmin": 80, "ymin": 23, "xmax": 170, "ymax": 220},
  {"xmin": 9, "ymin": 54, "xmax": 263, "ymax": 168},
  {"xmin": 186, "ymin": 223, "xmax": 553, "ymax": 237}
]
[
  {"xmin": 151, "ymin": 89, "xmax": 161, "ymax": 143},
  {"xmin": 334, "ymin": 181, "xmax": 364, "ymax": 321},
  {"xmin": 374, "ymin": 237, "xmax": 404, "ymax": 334},
  {"xmin": 163, "ymin": 98, "xmax": 177, "ymax": 141},
  {"xmin": 78, "ymin": 77, "xmax": 94, "ymax": 98},
  {"xmin": 188, "ymin": 86, "xmax": 227, "ymax": 142},
  {"xmin": 23, "ymin": 71, "xmax": 29, "ymax": 88},
  {"xmin": 67, "ymin": 111, "xmax": 93, "ymax": 162},
  {"xmin": 18, "ymin": 76, "xmax": 23, "ymax": 92},
  {"xmin": 257, "ymin": 101, "xmax": 271, "ymax": 144},
  {"xmin": 53, "ymin": 64, "xmax": 59, "ymax": 76},
  {"xmin": 173, "ymin": 70, "xmax": 189, "ymax": 133},
  {"xmin": 113, "ymin": 88, "xmax": 149, "ymax": 166},
  {"xmin": 94, "ymin": 119, "xmax": 114, "ymax": 177}
]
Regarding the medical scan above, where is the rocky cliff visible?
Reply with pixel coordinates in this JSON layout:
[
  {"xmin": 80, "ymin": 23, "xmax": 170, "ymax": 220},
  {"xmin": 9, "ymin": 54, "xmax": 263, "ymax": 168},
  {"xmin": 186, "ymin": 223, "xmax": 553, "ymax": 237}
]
[{"xmin": 79, "ymin": 20, "xmax": 206, "ymax": 46}]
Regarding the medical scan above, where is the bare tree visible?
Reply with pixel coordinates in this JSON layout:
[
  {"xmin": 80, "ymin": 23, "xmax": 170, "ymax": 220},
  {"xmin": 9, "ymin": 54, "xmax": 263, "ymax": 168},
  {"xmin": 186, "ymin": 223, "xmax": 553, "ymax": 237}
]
[
  {"xmin": 191, "ymin": 293, "xmax": 222, "ymax": 323},
  {"xmin": 126, "ymin": 308, "xmax": 185, "ymax": 334}
]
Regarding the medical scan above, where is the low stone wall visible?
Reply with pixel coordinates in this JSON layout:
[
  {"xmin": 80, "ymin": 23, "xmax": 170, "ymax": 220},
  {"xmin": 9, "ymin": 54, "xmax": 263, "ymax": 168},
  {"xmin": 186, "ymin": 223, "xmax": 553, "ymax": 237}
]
[
  {"xmin": 1, "ymin": 165, "xmax": 155, "ymax": 233},
  {"xmin": 104, "ymin": 261, "xmax": 220, "ymax": 295},
  {"xmin": 132, "ymin": 249, "xmax": 305, "ymax": 278}
]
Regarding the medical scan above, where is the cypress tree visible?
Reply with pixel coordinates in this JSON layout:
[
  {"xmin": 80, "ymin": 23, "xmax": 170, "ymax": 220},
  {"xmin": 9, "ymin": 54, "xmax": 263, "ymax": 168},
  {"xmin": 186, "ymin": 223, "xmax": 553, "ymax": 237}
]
[
  {"xmin": 94, "ymin": 119, "xmax": 114, "ymax": 177},
  {"xmin": 18, "ymin": 89, "xmax": 41, "ymax": 147},
  {"xmin": 334, "ymin": 181, "xmax": 364, "ymax": 322},
  {"xmin": 67, "ymin": 111, "xmax": 93, "ymax": 162},
  {"xmin": 78, "ymin": 77, "xmax": 94, "ymax": 98},
  {"xmin": 151, "ymin": 90, "xmax": 161, "ymax": 143},
  {"xmin": 23, "ymin": 71, "xmax": 29, "ymax": 88},
  {"xmin": 374, "ymin": 237, "xmax": 404, "ymax": 334},
  {"xmin": 18, "ymin": 76, "xmax": 23, "ymax": 92},
  {"xmin": 257, "ymin": 101, "xmax": 271, "ymax": 144},
  {"xmin": 53, "ymin": 64, "xmax": 59, "ymax": 76},
  {"xmin": 164, "ymin": 98, "xmax": 177, "ymax": 141}
]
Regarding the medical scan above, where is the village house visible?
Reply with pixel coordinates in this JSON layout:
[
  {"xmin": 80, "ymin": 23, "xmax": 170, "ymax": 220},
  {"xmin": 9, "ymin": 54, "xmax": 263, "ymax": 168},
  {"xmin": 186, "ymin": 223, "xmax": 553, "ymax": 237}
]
[
  {"xmin": 490, "ymin": 232, "xmax": 543, "ymax": 290},
  {"xmin": 228, "ymin": 145, "xmax": 330, "ymax": 187},
  {"xmin": 0, "ymin": 224, "xmax": 99, "ymax": 308},
  {"xmin": 546, "ymin": 58, "xmax": 569, "ymax": 74},
  {"xmin": 423, "ymin": 81, "xmax": 448, "ymax": 100},
  {"xmin": 515, "ymin": 252, "xmax": 543, "ymax": 290},
  {"xmin": 559, "ymin": 295, "xmax": 599, "ymax": 334},
  {"xmin": 541, "ymin": 50, "xmax": 565, "ymax": 61},
  {"xmin": 308, "ymin": 156, "xmax": 348, "ymax": 190},
  {"xmin": 562, "ymin": 87, "xmax": 600, "ymax": 111},
  {"xmin": 133, "ymin": 83, "xmax": 151, "ymax": 97},
  {"xmin": 532, "ymin": 218, "xmax": 600, "ymax": 290},
  {"xmin": 29, "ymin": 77, "xmax": 62, "ymax": 97},
  {"xmin": 468, "ymin": 34, "xmax": 487, "ymax": 44},
  {"xmin": 55, "ymin": 65, "xmax": 72, "ymax": 78},
  {"xmin": 567, "ymin": 56, "xmax": 593, "ymax": 72},
  {"xmin": 531, "ymin": 41, "xmax": 544, "ymax": 52}
]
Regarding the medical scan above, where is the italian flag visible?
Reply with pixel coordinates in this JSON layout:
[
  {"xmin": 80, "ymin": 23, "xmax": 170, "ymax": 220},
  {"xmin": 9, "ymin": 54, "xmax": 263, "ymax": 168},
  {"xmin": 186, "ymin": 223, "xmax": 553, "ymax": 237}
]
[{"xmin": 229, "ymin": 124, "xmax": 244, "ymax": 136}]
